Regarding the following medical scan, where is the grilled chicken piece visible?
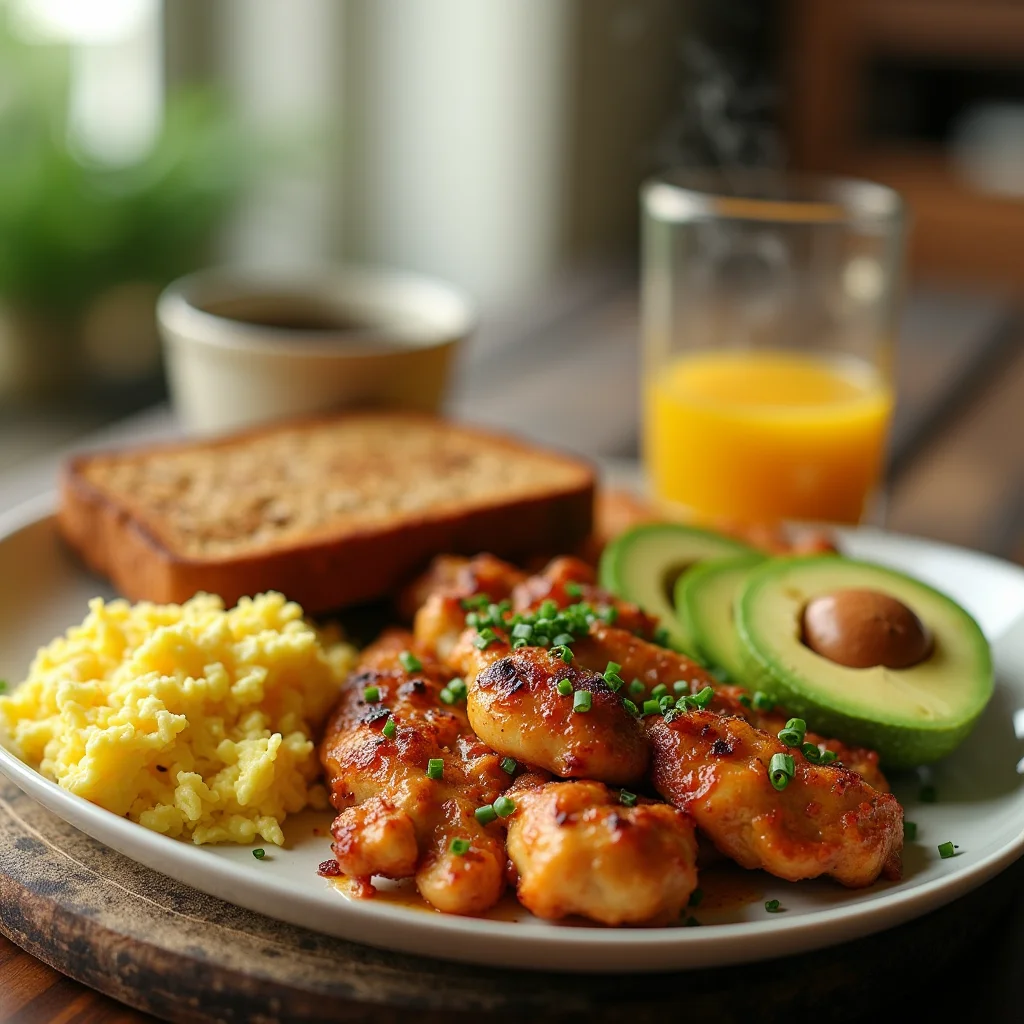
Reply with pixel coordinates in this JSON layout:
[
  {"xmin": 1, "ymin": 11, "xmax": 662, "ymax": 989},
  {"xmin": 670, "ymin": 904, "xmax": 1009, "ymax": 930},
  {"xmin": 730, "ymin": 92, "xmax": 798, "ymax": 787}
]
[
  {"xmin": 509, "ymin": 555, "xmax": 660, "ymax": 639},
  {"xmin": 647, "ymin": 710, "xmax": 903, "ymax": 888},
  {"xmin": 320, "ymin": 630, "xmax": 509, "ymax": 915},
  {"xmin": 412, "ymin": 554, "xmax": 526, "ymax": 661},
  {"xmin": 570, "ymin": 623, "xmax": 887, "ymax": 790},
  {"xmin": 447, "ymin": 630, "xmax": 649, "ymax": 785},
  {"xmin": 400, "ymin": 553, "xmax": 526, "ymax": 625},
  {"xmin": 412, "ymin": 553, "xmax": 655, "ymax": 663},
  {"xmin": 505, "ymin": 776, "xmax": 699, "ymax": 925}
]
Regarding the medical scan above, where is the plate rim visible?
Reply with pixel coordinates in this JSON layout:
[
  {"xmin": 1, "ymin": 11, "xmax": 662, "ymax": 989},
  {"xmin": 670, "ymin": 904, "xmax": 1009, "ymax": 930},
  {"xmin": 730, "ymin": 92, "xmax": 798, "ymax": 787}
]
[{"xmin": 3, "ymin": 495, "xmax": 1024, "ymax": 972}]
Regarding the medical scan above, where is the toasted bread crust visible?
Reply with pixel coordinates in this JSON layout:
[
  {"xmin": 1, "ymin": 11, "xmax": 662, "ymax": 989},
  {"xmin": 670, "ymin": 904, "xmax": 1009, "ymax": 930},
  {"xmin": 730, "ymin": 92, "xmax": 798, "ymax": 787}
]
[{"xmin": 57, "ymin": 413, "xmax": 595, "ymax": 612}]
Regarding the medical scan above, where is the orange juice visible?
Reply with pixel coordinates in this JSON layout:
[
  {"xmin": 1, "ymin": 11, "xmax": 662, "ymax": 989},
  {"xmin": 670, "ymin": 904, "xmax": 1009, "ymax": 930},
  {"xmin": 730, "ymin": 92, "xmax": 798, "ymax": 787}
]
[{"xmin": 644, "ymin": 350, "xmax": 893, "ymax": 524}]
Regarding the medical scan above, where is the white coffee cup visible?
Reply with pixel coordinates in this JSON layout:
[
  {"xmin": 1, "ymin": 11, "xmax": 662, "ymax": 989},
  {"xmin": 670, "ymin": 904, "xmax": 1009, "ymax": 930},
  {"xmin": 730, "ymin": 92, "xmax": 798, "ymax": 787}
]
[{"xmin": 156, "ymin": 265, "xmax": 475, "ymax": 436}]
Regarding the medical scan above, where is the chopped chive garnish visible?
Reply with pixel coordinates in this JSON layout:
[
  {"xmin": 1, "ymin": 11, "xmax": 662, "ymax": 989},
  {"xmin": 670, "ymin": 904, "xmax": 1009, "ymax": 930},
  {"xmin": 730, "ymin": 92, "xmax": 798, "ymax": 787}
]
[
  {"xmin": 550, "ymin": 644, "xmax": 574, "ymax": 663},
  {"xmin": 819, "ymin": 748, "xmax": 839, "ymax": 764},
  {"xmin": 450, "ymin": 837, "xmax": 471, "ymax": 855},
  {"xmin": 538, "ymin": 599, "xmax": 558, "ymax": 619},
  {"xmin": 399, "ymin": 651, "xmax": 422, "ymax": 672},
  {"xmin": 659, "ymin": 695, "xmax": 674, "ymax": 712},
  {"xmin": 768, "ymin": 752, "xmax": 795, "ymax": 791},
  {"xmin": 800, "ymin": 742, "xmax": 822, "ymax": 763},
  {"xmin": 475, "ymin": 804, "xmax": 498, "ymax": 825},
  {"xmin": 253, "ymin": 848, "xmax": 266, "ymax": 860},
  {"xmin": 439, "ymin": 688, "xmax": 455, "ymax": 704},
  {"xmin": 448, "ymin": 678, "xmax": 467, "ymax": 699},
  {"xmin": 752, "ymin": 691, "xmax": 775, "ymax": 712},
  {"xmin": 643, "ymin": 699, "xmax": 661, "ymax": 716},
  {"xmin": 738, "ymin": 693, "xmax": 752, "ymax": 708},
  {"xmin": 938, "ymin": 841, "xmax": 957, "ymax": 859},
  {"xmin": 599, "ymin": 606, "xmax": 619, "ymax": 624},
  {"xmin": 573, "ymin": 690, "xmax": 593, "ymax": 713},
  {"xmin": 500, "ymin": 757, "xmax": 517, "ymax": 775},
  {"xmin": 511, "ymin": 623, "xmax": 533, "ymax": 640},
  {"xmin": 764, "ymin": 899, "xmax": 781, "ymax": 913},
  {"xmin": 532, "ymin": 635, "xmax": 550, "ymax": 648},
  {"xmin": 628, "ymin": 679, "xmax": 645, "ymax": 697},
  {"xmin": 920, "ymin": 784, "xmax": 937, "ymax": 803},
  {"xmin": 362, "ymin": 685, "xmax": 380, "ymax": 703},
  {"xmin": 650, "ymin": 683, "xmax": 668, "ymax": 699},
  {"xmin": 551, "ymin": 633, "xmax": 575, "ymax": 648},
  {"xmin": 474, "ymin": 629, "xmax": 497, "ymax": 650},
  {"xmin": 493, "ymin": 796, "xmax": 516, "ymax": 818},
  {"xmin": 688, "ymin": 888, "xmax": 703, "ymax": 908},
  {"xmin": 673, "ymin": 681, "xmax": 688, "ymax": 695},
  {"xmin": 512, "ymin": 638, "xmax": 528, "ymax": 649},
  {"xmin": 691, "ymin": 686, "xmax": 715, "ymax": 710},
  {"xmin": 904, "ymin": 820, "xmax": 918, "ymax": 841},
  {"xmin": 778, "ymin": 717, "xmax": 806, "ymax": 747},
  {"xmin": 565, "ymin": 582, "xmax": 583, "ymax": 597},
  {"xmin": 461, "ymin": 595, "xmax": 489, "ymax": 611},
  {"xmin": 557, "ymin": 678, "xmax": 573, "ymax": 696},
  {"xmin": 603, "ymin": 664, "xmax": 625, "ymax": 690},
  {"xmin": 622, "ymin": 698, "xmax": 639, "ymax": 716},
  {"xmin": 619, "ymin": 789, "xmax": 638, "ymax": 807},
  {"xmin": 382, "ymin": 716, "xmax": 397, "ymax": 739},
  {"xmin": 426, "ymin": 758, "xmax": 444, "ymax": 780},
  {"xmin": 653, "ymin": 627, "xmax": 671, "ymax": 647}
]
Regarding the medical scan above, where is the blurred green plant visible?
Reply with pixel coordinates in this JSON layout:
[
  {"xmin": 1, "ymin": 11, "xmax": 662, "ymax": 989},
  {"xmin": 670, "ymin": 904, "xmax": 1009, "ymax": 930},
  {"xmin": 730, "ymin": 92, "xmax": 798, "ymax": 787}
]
[{"xmin": 0, "ymin": 19, "xmax": 247, "ymax": 320}]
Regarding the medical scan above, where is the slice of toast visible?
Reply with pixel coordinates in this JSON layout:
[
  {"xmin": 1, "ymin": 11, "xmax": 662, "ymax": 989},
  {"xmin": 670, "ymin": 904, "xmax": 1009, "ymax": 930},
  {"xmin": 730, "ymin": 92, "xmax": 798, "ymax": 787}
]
[{"xmin": 58, "ymin": 412, "xmax": 595, "ymax": 612}]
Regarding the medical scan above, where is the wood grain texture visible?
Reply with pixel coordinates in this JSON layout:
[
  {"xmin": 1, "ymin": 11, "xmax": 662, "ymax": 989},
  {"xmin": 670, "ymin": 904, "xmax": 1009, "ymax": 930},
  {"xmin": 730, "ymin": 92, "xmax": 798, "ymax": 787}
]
[{"xmin": 1, "ymin": 777, "xmax": 1023, "ymax": 1024}]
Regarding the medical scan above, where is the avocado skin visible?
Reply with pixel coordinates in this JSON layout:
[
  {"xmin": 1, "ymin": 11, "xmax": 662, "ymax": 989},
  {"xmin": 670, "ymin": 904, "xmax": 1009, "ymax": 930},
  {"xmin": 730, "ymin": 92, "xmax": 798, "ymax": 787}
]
[
  {"xmin": 736, "ymin": 555, "xmax": 994, "ymax": 770},
  {"xmin": 598, "ymin": 523, "xmax": 756, "ymax": 656}
]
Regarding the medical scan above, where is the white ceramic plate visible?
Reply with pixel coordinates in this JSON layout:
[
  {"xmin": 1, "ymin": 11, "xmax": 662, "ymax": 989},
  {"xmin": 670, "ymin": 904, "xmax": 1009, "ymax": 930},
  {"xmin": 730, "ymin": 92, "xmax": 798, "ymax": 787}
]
[{"xmin": 2, "ymin": 493, "xmax": 1024, "ymax": 972}]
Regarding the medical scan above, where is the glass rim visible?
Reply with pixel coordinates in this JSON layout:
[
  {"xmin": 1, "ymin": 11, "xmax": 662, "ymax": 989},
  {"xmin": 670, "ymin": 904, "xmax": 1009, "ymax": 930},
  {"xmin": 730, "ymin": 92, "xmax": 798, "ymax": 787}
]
[{"xmin": 641, "ymin": 169, "xmax": 905, "ymax": 228}]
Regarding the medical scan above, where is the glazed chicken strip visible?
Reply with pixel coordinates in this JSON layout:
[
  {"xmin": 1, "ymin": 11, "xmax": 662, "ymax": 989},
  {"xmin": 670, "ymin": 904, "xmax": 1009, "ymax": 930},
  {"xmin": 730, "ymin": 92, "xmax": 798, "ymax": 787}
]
[
  {"xmin": 446, "ymin": 630, "xmax": 649, "ymax": 785},
  {"xmin": 646, "ymin": 710, "xmax": 903, "ymax": 887},
  {"xmin": 413, "ymin": 552, "xmax": 887, "ymax": 787},
  {"xmin": 401, "ymin": 553, "xmax": 527, "ymax": 633},
  {"xmin": 320, "ymin": 630, "xmax": 509, "ymax": 915},
  {"xmin": 571, "ymin": 622, "xmax": 888, "ymax": 790},
  {"xmin": 505, "ymin": 775, "xmax": 699, "ymax": 926}
]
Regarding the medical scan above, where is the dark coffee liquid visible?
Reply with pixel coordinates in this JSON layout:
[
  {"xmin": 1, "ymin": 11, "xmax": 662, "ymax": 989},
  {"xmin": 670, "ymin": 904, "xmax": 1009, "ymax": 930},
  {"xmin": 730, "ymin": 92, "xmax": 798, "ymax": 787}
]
[
  {"xmin": 223, "ymin": 310, "xmax": 362, "ymax": 332},
  {"xmin": 203, "ymin": 295, "xmax": 371, "ymax": 334}
]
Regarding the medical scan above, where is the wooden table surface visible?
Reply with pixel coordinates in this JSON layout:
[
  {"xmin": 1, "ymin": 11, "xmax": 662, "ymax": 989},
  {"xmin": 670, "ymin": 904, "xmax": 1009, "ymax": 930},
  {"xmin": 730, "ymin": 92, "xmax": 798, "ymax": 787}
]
[{"xmin": 1, "ymin": 277, "xmax": 1022, "ymax": 1023}]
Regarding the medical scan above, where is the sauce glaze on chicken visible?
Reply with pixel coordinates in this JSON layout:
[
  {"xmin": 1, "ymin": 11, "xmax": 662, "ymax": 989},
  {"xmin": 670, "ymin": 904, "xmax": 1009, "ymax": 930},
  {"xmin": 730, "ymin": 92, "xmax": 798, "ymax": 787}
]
[{"xmin": 320, "ymin": 552, "xmax": 904, "ymax": 925}]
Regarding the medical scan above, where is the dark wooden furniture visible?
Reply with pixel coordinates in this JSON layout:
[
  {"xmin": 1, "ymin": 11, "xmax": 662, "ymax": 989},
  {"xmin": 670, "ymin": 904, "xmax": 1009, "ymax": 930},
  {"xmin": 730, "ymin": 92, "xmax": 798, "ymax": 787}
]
[{"xmin": 787, "ymin": 0, "xmax": 1024, "ymax": 288}]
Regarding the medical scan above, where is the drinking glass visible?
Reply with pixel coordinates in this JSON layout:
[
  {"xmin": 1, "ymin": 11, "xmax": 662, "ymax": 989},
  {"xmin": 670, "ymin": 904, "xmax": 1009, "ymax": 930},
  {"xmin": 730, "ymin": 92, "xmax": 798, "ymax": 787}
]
[{"xmin": 640, "ymin": 170, "xmax": 905, "ymax": 526}]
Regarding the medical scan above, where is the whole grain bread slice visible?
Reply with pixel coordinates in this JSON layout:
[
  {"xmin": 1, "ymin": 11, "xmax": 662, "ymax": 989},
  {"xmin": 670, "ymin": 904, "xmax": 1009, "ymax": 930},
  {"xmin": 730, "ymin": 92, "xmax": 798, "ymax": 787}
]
[{"xmin": 57, "ymin": 412, "xmax": 595, "ymax": 612}]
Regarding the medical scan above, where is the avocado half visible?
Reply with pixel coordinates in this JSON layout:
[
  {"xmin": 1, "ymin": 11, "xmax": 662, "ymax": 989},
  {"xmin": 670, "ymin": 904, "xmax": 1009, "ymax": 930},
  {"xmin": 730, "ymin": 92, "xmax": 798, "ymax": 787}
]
[
  {"xmin": 675, "ymin": 554, "xmax": 765, "ymax": 682},
  {"xmin": 599, "ymin": 523, "xmax": 756, "ymax": 653},
  {"xmin": 736, "ymin": 555, "xmax": 993, "ymax": 768}
]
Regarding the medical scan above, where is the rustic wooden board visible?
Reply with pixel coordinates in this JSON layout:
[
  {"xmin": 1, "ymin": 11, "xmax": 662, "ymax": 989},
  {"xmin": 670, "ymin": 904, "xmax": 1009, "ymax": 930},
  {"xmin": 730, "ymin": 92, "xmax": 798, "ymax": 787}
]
[{"xmin": 1, "ymin": 778, "xmax": 1023, "ymax": 1023}]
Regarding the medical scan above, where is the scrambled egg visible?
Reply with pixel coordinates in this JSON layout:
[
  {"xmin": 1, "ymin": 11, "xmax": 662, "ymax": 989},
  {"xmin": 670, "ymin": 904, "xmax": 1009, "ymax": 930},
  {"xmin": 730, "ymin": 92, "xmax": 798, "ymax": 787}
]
[{"xmin": 0, "ymin": 592, "xmax": 357, "ymax": 846}]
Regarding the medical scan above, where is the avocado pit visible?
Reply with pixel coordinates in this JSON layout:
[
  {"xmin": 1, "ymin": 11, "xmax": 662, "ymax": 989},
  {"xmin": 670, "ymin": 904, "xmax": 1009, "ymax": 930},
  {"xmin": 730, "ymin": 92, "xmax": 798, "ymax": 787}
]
[{"xmin": 801, "ymin": 588, "xmax": 933, "ymax": 669}]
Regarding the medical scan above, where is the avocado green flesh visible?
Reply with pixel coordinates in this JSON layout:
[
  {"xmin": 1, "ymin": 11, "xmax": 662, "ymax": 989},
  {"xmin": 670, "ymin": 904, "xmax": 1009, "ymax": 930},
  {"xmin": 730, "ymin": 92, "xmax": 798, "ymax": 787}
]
[
  {"xmin": 598, "ymin": 523, "xmax": 755, "ymax": 654},
  {"xmin": 736, "ymin": 556, "xmax": 994, "ymax": 768},
  {"xmin": 676, "ymin": 554, "xmax": 765, "ymax": 683}
]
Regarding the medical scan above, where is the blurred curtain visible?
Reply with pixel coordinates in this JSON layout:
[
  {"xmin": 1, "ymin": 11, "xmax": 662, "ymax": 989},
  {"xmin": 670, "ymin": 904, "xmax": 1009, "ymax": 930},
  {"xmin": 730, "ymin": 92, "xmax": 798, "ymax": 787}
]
[{"xmin": 165, "ymin": 0, "xmax": 688, "ymax": 312}]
